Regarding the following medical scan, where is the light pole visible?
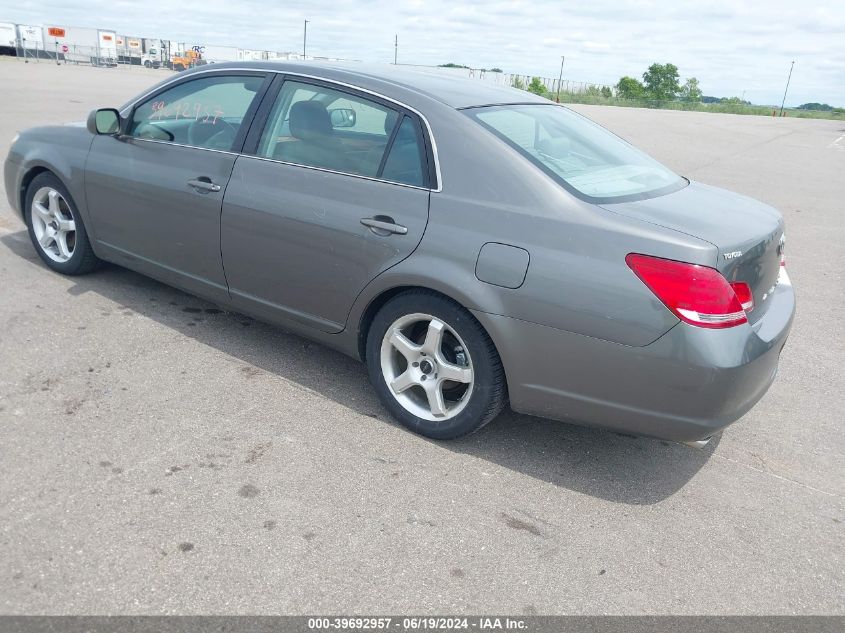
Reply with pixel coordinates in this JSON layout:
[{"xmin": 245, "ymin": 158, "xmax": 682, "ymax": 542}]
[
  {"xmin": 556, "ymin": 56, "xmax": 565, "ymax": 103},
  {"xmin": 779, "ymin": 61, "xmax": 794, "ymax": 117},
  {"xmin": 394, "ymin": 34, "xmax": 398, "ymax": 65},
  {"xmin": 302, "ymin": 19, "xmax": 309, "ymax": 60}
]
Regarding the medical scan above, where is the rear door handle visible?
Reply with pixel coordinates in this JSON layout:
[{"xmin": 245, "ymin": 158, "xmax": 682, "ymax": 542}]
[
  {"xmin": 360, "ymin": 216, "xmax": 408, "ymax": 235},
  {"xmin": 187, "ymin": 177, "xmax": 221, "ymax": 193}
]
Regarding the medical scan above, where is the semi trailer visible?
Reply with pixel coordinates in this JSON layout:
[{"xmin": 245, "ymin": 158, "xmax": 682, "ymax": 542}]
[
  {"xmin": 190, "ymin": 44, "xmax": 239, "ymax": 63},
  {"xmin": 43, "ymin": 25, "xmax": 117, "ymax": 66},
  {"xmin": 0, "ymin": 22, "xmax": 15, "ymax": 56},
  {"xmin": 16, "ymin": 24, "xmax": 44, "ymax": 57}
]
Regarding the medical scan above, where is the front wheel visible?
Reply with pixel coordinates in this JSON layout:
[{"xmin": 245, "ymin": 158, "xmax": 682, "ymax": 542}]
[
  {"xmin": 24, "ymin": 172, "xmax": 99, "ymax": 275},
  {"xmin": 366, "ymin": 290, "xmax": 507, "ymax": 439}
]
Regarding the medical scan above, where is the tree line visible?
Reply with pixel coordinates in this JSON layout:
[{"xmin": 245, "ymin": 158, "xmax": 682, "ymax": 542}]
[
  {"xmin": 438, "ymin": 61, "xmax": 842, "ymax": 112},
  {"xmin": 438, "ymin": 62, "xmax": 503, "ymax": 73},
  {"xmin": 616, "ymin": 63, "xmax": 701, "ymax": 102},
  {"xmin": 616, "ymin": 65, "xmax": 843, "ymax": 111},
  {"xmin": 510, "ymin": 63, "xmax": 702, "ymax": 103}
]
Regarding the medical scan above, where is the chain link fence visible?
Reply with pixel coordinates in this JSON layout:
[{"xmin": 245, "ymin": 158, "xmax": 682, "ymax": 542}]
[
  {"xmin": 555, "ymin": 91, "xmax": 845, "ymax": 119},
  {"xmin": 11, "ymin": 42, "xmax": 117, "ymax": 66},
  {"xmin": 407, "ymin": 64, "xmax": 845, "ymax": 120},
  {"xmin": 398, "ymin": 65, "xmax": 615, "ymax": 96},
  {"xmin": 2, "ymin": 39, "xmax": 341, "ymax": 70}
]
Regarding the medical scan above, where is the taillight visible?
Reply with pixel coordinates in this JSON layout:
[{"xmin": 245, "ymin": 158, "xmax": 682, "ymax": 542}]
[
  {"xmin": 730, "ymin": 282, "xmax": 754, "ymax": 313},
  {"xmin": 626, "ymin": 254, "xmax": 749, "ymax": 329}
]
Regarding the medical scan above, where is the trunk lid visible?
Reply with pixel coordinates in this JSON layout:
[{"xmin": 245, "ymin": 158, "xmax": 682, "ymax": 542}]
[{"xmin": 602, "ymin": 181, "xmax": 784, "ymax": 323}]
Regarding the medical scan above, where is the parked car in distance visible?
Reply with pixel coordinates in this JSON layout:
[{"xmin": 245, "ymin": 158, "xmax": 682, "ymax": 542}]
[{"xmin": 3, "ymin": 62, "xmax": 795, "ymax": 445}]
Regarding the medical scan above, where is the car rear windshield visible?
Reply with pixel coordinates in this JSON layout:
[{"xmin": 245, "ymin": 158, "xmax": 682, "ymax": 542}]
[{"xmin": 465, "ymin": 104, "xmax": 686, "ymax": 203}]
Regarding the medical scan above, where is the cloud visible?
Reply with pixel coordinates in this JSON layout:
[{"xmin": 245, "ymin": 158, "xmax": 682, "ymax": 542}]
[{"xmin": 4, "ymin": 0, "xmax": 844, "ymax": 105}]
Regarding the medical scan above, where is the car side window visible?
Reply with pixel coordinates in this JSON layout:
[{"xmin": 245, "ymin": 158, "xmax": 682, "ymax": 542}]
[
  {"xmin": 128, "ymin": 75, "xmax": 265, "ymax": 151},
  {"xmin": 381, "ymin": 116, "xmax": 426, "ymax": 187},
  {"xmin": 257, "ymin": 80, "xmax": 405, "ymax": 180}
]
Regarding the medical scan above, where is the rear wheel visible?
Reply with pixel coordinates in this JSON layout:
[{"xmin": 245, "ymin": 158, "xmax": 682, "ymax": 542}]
[
  {"xmin": 24, "ymin": 173, "xmax": 99, "ymax": 275},
  {"xmin": 366, "ymin": 291, "xmax": 507, "ymax": 439}
]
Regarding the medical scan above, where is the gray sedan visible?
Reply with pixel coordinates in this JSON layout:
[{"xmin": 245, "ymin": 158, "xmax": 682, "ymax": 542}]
[{"xmin": 3, "ymin": 62, "xmax": 795, "ymax": 444}]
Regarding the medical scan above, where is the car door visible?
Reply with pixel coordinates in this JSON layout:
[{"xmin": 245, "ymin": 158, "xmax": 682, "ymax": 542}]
[
  {"xmin": 221, "ymin": 76, "xmax": 434, "ymax": 333},
  {"xmin": 84, "ymin": 72, "xmax": 269, "ymax": 302}
]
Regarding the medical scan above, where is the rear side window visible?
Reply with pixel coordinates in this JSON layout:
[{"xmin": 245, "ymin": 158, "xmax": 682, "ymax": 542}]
[
  {"xmin": 381, "ymin": 116, "xmax": 426, "ymax": 187},
  {"xmin": 129, "ymin": 75, "xmax": 264, "ymax": 151},
  {"xmin": 256, "ymin": 80, "xmax": 426, "ymax": 187}
]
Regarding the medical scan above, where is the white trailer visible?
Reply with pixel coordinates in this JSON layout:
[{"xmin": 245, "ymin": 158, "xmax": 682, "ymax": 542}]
[
  {"xmin": 16, "ymin": 24, "xmax": 43, "ymax": 56},
  {"xmin": 196, "ymin": 44, "xmax": 239, "ymax": 63},
  {"xmin": 44, "ymin": 25, "xmax": 117, "ymax": 66},
  {"xmin": 116, "ymin": 34, "xmax": 139, "ymax": 63},
  {"xmin": 0, "ymin": 22, "xmax": 16, "ymax": 55},
  {"xmin": 265, "ymin": 51, "xmax": 298, "ymax": 61},
  {"xmin": 238, "ymin": 48, "xmax": 265, "ymax": 61},
  {"xmin": 96, "ymin": 29, "xmax": 118, "ymax": 65}
]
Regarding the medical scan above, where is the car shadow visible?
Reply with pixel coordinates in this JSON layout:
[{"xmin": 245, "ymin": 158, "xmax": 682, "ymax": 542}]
[{"xmin": 1, "ymin": 230, "xmax": 717, "ymax": 505}]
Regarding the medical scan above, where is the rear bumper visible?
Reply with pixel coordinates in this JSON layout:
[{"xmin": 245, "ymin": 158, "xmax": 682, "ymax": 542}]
[{"xmin": 474, "ymin": 269, "xmax": 795, "ymax": 443}]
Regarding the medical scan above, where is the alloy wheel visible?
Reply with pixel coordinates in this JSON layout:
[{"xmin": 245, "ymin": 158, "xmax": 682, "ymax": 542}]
[
  {"xmin": 30, "ymin": 186, "xmax": 76, "ymax": 263},
  {"xmin": 380, "ymin": 313, "xmax": 475, "ymax": 421}
]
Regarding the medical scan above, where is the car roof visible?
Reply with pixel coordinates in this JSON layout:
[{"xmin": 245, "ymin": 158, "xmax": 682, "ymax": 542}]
[{"xmin": 183, "ymin": 61, "xmax": 551, "ymax": 110}]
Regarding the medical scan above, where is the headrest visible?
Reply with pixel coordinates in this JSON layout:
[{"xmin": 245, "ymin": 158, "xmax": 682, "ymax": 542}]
[
  {"xmin": 290, "ymin": 101, "xmax": 332, "ymax": 139},
  {"xmin": 536, "ymin": 137, "xmax": 571, "ymax": 158},
  {"xmin": 385, "ymin": 112, "xmax": 406, "ymax": 135},
  {"xmin": 384, "ymin": 114, "xmax": 416, "ymax": 143}
]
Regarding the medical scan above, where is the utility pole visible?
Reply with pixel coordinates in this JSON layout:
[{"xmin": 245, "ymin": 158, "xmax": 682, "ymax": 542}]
[
  {"xmin": 556, "ymin": 56, "xmax": 565, "ymax": 103},
  {"xmin": 779, "ymin": 60, "xmax": 794, "ymax": 117},
  {"xmin": 302, "ymin": 19, "xmax": 309, "ymax": 60},
  {"xmin": 394, "ymin": 34, "xmax": 398, "ymax": 65}
]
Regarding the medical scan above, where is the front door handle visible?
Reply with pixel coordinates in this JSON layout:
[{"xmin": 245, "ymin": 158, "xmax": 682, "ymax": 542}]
[
  {"xmin": 360, "ymin": 216, "xmax": 408, "ymax": 236},
  {"xmin": 187, "ymin": 177, "xmax": 221, "ymax": 193}
]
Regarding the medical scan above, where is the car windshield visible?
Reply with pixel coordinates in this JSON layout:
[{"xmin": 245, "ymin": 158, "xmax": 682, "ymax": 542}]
[{"xmin": 466, "ymin": 104, "xmax": 686, "ymax": 203}]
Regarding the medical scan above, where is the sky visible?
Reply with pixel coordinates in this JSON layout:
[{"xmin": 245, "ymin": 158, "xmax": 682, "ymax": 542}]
[{"xmin": 5, "ymin": 0, "xmax": 845, "ymax": 106}]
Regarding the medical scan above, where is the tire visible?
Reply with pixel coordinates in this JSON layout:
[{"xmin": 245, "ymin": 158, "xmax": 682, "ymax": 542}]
[
  {"xmin": 24, "ymin": 172, "xmax": 99, "ymax": 275},
  {"xmin": 366, "ymin": 290, "xmax": 507, "ymax": 439},
  {"xmin": 143, "ymin": 60, "xmax": 152, "ymax": 68}
]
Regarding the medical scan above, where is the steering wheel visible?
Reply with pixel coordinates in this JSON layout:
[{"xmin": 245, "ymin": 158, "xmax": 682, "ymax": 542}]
[{"xmin": 187, "ymin": 117, "xmax": 238, "ymax": 149}]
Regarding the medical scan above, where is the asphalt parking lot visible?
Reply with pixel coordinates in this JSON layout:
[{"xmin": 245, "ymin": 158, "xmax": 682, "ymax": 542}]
[{"xmin": 0, "ymin": 59, "xmax": 842, "ymax": 614}]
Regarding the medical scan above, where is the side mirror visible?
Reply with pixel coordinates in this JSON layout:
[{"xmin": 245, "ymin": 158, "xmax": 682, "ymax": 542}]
[
  {"xmin": 87, "ymin": 108, "xmax": 121, "ymax": 135},
  {"xmin": 329, "ymin": 108, "xmax": 356, "ymax": 128}
]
